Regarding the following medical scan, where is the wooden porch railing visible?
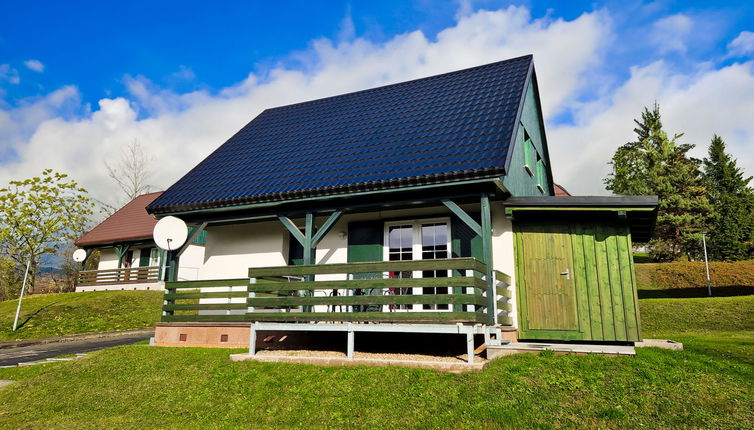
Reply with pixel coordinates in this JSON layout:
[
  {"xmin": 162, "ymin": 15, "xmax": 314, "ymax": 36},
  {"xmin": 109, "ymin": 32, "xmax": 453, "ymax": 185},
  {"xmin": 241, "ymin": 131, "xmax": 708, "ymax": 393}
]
[
  {"xmin": 77, "ymin": 266, "xmax": 161, "ymax": 286},
  {"xmin": 161, "ymin": 258, "xmax": 511, "ymax": 325}
]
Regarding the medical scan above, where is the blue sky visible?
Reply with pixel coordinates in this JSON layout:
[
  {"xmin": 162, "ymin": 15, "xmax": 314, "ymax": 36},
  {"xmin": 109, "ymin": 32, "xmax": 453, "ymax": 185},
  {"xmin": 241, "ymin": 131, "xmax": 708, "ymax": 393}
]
[{"xmin": 1, "ymin": 0, "xmax": 753, "ymax": 199}]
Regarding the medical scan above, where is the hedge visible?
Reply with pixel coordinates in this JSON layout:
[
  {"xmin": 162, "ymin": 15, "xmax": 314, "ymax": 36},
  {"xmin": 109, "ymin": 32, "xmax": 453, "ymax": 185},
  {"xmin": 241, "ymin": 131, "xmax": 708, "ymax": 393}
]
[{"xmin": 635, "ymin": 260, "xmax": 754, "ymax": 290}]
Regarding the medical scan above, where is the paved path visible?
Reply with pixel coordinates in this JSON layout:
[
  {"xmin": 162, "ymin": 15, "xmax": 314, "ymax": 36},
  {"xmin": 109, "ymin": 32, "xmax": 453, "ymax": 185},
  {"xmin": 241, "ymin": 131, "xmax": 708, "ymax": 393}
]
[{"xmin": 0, "ymin": 331, "xmax": 152, "ymax": 367}]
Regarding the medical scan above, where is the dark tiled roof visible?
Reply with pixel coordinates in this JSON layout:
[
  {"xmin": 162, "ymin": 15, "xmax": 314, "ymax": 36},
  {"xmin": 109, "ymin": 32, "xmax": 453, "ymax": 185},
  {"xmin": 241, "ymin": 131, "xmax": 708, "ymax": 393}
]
[
  {"xmin": 148, "ymin": 55, "xmax": 533, "ymax": 214},
  {"xmin": 554, "ymin": 184, "xmax": 572, "ymax": 196},
  {"xmin": 76, "ymin": 192, "xmax": 162, "ymax": 247}
]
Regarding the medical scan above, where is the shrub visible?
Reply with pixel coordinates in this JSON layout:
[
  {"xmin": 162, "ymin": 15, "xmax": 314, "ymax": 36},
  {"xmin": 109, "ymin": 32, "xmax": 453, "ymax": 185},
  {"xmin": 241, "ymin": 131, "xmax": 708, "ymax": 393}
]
[{"xmin": 635, "ymin": 260, "xmax": 754, "ymax": 290}]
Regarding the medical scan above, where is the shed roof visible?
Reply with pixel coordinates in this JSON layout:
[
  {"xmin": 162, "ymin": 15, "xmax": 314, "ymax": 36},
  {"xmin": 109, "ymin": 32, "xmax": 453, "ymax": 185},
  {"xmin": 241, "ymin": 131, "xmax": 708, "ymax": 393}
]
[
  {"xmin": 148, "ymin": 55, "xmax": 534, "ymax": 214},
  {"xmin": 75, "ymin": 192, "xmax": 162, "ymax": 247}
]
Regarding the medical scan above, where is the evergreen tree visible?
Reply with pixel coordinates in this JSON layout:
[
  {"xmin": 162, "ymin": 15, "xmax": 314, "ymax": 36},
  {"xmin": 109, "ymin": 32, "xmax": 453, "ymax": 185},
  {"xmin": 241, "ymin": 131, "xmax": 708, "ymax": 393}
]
[
  {"xmin": 605, "ymin": 103, "xmax": 712, "ymax": 261},
  {"xmin": 703, "ymin": 135, "xmax": 754, "ymax": 260}
]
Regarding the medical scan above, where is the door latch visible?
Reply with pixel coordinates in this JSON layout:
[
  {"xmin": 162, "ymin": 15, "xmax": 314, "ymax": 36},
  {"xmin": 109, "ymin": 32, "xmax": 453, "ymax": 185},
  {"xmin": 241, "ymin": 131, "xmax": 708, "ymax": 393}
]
[{"xmin": 560, "ymin": 268, "xmax": 570, "ymax": 280}]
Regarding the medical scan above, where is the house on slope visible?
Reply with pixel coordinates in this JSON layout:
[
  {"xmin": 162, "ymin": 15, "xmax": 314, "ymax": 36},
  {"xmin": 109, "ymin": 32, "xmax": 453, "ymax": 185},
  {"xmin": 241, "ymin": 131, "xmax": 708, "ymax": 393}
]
[
  {"xmin": 143, "ymin": 55, "xmax": 657, "ymax": 358},
  {"xmin": 74, "ymin": 192, "xmax": 206, "ymax": 291}
]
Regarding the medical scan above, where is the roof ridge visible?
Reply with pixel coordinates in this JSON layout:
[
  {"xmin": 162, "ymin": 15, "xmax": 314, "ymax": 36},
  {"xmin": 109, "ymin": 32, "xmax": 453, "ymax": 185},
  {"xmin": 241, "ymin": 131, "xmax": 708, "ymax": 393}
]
[{"xmin": 263, "ymin": 54, "xmax": 533, "ymax": 113}]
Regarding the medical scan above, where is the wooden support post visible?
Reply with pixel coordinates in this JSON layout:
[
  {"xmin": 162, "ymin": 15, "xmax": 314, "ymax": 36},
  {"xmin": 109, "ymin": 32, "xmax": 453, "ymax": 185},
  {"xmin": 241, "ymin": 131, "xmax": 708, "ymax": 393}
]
[
  {"xmin": 466, "ymin": 329, "xmax": 475, "ymax": 364},
  {"xmin": 442, "ymin": 199, "xmax": 481, "ymax": 236},
  {"xmin": 481, "ymin": 195, "xmax": 494, "ymax": 325},
  {"xmin": 249, "ymin": 322, "xmax": 257, "ymax": 356},
  {"xmin": 311, "ymin": 210, "xmax": 343, "ymax": 247},
  {"xmin": 115, "ymin": 244, "xmax": 131, "ymax": 269},
  {"xmin": 347, "ymin": 323, "xmax": 355, "ymax": 359},
  {"xmin": 176, "ymin": 221, "xmax": 208, "ymax": 258},
  {"xmin": 303, "ymin": 213, "xmax": 314, "ymax": 266}
]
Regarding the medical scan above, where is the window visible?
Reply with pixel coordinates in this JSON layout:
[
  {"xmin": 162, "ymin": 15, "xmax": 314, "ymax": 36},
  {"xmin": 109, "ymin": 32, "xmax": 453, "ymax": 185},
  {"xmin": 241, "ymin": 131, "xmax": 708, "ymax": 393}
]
[{"xmin": 384, "ymin": 219, "xmax": 451, "ymax": 312}]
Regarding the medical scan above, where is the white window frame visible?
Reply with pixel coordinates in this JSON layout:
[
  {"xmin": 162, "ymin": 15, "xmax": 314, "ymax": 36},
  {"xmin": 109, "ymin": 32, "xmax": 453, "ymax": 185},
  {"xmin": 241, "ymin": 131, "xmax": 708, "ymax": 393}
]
[{"xmin": 382, "ymin": 217, "xmax": 451, "ymax": 312}]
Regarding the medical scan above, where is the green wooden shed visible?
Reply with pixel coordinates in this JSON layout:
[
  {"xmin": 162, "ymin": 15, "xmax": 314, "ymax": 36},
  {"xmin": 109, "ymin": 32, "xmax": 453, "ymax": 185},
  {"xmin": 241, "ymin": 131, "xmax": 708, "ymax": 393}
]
[{"xmin": 506, "ymin": 196, "xmax": 658, "ymax": 342}]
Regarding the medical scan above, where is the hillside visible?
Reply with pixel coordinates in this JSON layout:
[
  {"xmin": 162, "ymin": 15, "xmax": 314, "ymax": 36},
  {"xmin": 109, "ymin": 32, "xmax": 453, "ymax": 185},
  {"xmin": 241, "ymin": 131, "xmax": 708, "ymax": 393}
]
[{"xmin": 0, "ymin": 291, "xmax": 163, "ymax": 341}]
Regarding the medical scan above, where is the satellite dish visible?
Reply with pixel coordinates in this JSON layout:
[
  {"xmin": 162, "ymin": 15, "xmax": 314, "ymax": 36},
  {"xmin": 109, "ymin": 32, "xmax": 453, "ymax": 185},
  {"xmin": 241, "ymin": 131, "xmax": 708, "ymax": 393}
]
[
  {"xmin": 153, "ymin": 216, "xmax": 188, "ymax": 251},
  {"xmin": 72, "ymin": 249, "xmax": 87, "ymax": 263}
]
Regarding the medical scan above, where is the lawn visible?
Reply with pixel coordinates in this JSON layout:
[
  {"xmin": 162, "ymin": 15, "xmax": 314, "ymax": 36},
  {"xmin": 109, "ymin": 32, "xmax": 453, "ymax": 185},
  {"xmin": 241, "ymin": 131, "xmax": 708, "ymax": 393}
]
[
  {"xmin": 0, "ymin": 295, "xmax": 752, "ymax": 429},
  {"xmin": 0, "ymin": 290, "xmax": 163, "ymax": 341}
]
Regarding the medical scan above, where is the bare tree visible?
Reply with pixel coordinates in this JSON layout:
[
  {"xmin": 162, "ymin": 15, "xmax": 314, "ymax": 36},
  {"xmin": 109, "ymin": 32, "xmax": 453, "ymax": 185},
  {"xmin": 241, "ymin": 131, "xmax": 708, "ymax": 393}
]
[{"xmin": 101, "ymin": 139, "xmax": 156, "ymax": 213}]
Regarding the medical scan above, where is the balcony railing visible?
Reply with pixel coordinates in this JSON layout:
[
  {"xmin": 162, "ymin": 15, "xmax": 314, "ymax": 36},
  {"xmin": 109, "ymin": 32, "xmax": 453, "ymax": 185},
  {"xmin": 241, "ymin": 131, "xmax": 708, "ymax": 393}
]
[
  {"xmin": 161, "ymin": 258, "xmax": 513, "ymax": 325},
  {"xmin": 77, "ymin": 266, "xmax": 161, "ymax": 286}
]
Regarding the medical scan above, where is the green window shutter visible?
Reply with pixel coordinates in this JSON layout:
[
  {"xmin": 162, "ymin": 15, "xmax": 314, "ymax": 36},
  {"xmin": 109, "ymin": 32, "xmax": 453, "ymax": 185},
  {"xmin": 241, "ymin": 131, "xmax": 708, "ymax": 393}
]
[
  {"xmin": 536, "ymin": 158, "xmax": 546, "ymax": 193},
  {"xmin": 288, "ymin": 233, "xmax": 304, "ymax": 265},
  {"xmin": 189, "ymin": 228, "xmax": 206, "ymax": 245},
  {"xmin": 523, "ymin": 135, "xmax": 533, "ymax": 174},
  {"xmin": 138, "ymin": 247, "xmax": 153, "ymax": 267},
  {"xmin": 347, "ymin": 221, "xmax": 383, "ymax": 263}
]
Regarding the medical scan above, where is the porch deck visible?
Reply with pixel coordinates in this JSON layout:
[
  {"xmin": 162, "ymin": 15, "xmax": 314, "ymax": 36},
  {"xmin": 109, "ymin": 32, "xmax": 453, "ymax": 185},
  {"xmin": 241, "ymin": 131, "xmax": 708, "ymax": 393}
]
[
  {"xmin": 77, "ymin": 266, "xmax": 161, "ymax": 288},
  {"xmin": 161, "ymin": 257, "xmax": 512, "ymax": 326}
]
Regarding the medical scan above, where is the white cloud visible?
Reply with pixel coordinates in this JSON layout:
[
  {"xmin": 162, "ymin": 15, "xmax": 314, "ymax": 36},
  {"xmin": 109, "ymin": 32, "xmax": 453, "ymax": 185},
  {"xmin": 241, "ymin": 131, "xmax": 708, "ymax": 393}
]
[
  {"xmin": 24, "ymin": 59, "xmax": 45, "ymax": 73},
  {"xmin": 649, "ymin": 14, "xmax": 693, "ymax": 54},
  {"xmin": 0, "ymin": 6, "xmax": 610, "ymax": 206},
  {"xmin": 548, "ymin": 60, "xmax": 754, "ymax": 195},
  {"xmin": 728, "ymin": 30, "xmax": 754, "ymax": 57},
  {"xmin": 0, "ymin": 64, "xmax": 20, "ymax": 85}
]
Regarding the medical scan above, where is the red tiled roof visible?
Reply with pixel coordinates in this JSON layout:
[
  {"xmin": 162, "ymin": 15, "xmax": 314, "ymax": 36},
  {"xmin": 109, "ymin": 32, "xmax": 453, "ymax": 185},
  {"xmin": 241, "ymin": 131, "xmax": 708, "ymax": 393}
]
[
  {"xmin": 554, "ymin": 184, "xmax": 572, "ymax": 196},
  {"xmin": 75, "ymin": 192, "xmax": 163, "ymax": 247}
]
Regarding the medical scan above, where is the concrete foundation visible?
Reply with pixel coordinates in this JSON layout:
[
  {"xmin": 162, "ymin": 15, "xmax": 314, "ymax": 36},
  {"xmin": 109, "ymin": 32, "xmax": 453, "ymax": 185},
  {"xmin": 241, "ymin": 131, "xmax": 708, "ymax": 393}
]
[{"xmin": 487, "ymin": 342, "xmax": 636, "ymax": 359}]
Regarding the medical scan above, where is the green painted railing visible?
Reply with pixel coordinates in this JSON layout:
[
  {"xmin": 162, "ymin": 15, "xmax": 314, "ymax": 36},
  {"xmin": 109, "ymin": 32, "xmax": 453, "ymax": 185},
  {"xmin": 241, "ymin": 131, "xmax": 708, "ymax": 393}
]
[{"xmin": 161, "ymin": 258, "xmax": 513, "ymax": 325}]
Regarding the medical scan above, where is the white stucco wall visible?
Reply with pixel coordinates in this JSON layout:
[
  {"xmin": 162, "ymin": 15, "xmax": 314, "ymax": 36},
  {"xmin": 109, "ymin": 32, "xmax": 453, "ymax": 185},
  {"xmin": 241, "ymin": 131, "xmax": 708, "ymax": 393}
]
[
  {"xmin": 492, "ymin": 203, "xmax": 518, "ymax": 328},
  {"xmin": 97, "ymin": 249, "xmax": 119, "ymax": 270}
]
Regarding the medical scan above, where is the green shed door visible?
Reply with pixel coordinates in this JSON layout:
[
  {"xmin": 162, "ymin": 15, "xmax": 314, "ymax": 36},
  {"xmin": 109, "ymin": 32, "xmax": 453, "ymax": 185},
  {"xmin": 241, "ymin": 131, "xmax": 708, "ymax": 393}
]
[
  {"xmin": 519, "ymin": 223, "xmax": 580, "ymax": 333},
  {"xmin": 515, "ymin": 220, "xmax": 642, "ymax": 342}
]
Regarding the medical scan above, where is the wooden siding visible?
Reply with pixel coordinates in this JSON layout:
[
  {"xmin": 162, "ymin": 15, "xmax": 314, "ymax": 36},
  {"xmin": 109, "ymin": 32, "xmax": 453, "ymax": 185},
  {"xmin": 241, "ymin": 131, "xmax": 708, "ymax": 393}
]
[
  {"xmin": 503, "ymin": 80, "xmax": 553, "ymax": 196},
  {"xmin": 515, "ymin": 221, "xmax": 641, "ymax": 342}
]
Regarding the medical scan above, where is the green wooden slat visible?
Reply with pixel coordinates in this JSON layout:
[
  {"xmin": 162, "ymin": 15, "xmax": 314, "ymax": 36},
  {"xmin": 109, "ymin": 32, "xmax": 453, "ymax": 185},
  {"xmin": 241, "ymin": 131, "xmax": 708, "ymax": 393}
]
[
  {"xmin": 248, "ymin": 257, "xmax": 487, "ymax": 277},
  {"xmin": 246, "ymin": 312, "xmax": 486, "ymax": 323},
  {"xmin": 616, "ymin": 225, "xmax": 640, "ymax": 341},
  {"xmin": 247, "ymin": 276, "xmax": 487, "ymax": 292},
  {"xmin": 498, "ymin": 315, "xmax": 513, "ymax": 326},
  {"xmin": 493, "ymin": 270, "xmax": 512, "ymax": 285},
  {"xmin": 569, "ymin": 223, "xmax": 593, "ymax": 341},
  {"xmin": 165, "ymin": 278, "xmax": 248, "ymax": 289},
  {"xmin": 604, "ymin": 225, "xmax": 627, "ymax": 342},
  {"xmin": 626, "ymin": 229, "xmax": 643, "ymax": 341},
  {"xmin": 496, "ymin": 299, "xmax": 512, "ymax": 312},
  {"xmin": 248, "ymin": 294, "xmax": 487, "ymax": 307},
  {"xmin": 164, "ymin": 291, "xmax": 250, "ymax": 300},
  {"xmin": 162, "ymin": 314, "xmax": 248, "ymax": 323},
  {"xmin": 495, "ymin": 286, "xmax": 512, "ymax": 299},
  {"xmin": 593, "ymin": 224, "xmax": 616, "ymax": 341},
  {"xmin": 578, "ymin": 224, "xmax": 604, "ymax": 341},
  {"xmin": 163, "ymin": 303, "xmax": 248, "ymax": 311},
  {"xmin": 162, "ymin": 312, "xmax": 486, "ymax": 323}
]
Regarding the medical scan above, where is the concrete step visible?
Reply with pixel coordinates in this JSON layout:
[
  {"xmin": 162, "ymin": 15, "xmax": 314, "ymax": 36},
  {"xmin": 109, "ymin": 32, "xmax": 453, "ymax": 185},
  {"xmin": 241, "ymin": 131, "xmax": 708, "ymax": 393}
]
[{"xmin": 487, "ymin": 342, "xmax": 635, "ymax": 359}]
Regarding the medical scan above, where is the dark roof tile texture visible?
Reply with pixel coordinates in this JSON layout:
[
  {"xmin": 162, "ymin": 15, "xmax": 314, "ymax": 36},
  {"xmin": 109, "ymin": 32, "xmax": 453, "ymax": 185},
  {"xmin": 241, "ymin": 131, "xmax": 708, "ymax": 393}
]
[
  {"xmin": 148, "ymin": 55, "xmax": 532, "ymax": 213},
  {"xmin": 76, "ymin": 192, "xmax": 162, "ymax": 247}
]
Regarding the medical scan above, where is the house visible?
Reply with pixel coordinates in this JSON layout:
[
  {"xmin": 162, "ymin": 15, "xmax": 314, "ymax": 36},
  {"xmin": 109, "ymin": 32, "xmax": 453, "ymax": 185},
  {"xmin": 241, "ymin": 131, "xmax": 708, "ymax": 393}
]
[
  {"xmin": 145, "ymin": 55, "xmax": 657, "ymax": 360},
  {"xmin": 74, "ymin": 192, "xmax": 206, "ymax": 292}
]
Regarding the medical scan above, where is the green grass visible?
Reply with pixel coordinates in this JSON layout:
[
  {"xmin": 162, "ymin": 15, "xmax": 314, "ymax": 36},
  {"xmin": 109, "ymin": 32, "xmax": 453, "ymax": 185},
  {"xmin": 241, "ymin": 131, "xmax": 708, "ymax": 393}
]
[
  {"xmin": 0, "ymin": 295, "xmax": 752, "ymax": 429},
  {"xmin": 0, "ymin": 291, "xmax": 163, "ymax": 341}
]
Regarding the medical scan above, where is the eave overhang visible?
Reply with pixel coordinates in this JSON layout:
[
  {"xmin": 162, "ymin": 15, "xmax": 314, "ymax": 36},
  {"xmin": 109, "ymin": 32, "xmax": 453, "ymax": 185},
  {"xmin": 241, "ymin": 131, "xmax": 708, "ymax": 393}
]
[{"xmin": 504, "ymin": 195, "xmax": 658, "ymax": 242}]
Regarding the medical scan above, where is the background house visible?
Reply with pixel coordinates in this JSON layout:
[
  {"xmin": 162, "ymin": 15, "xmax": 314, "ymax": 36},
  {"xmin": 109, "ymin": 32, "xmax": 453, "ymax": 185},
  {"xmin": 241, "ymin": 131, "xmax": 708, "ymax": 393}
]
[{"xmin": 75, "ymin": 192, "xmax": 205, "ymax": 292}]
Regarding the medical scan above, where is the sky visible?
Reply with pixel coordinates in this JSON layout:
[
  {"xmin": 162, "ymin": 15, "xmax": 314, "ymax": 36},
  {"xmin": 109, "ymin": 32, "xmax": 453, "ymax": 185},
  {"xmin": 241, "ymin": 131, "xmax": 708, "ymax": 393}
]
[{"xmin": 1, "ymin": 0, "xmax": 753, "ymax": 204}]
